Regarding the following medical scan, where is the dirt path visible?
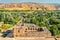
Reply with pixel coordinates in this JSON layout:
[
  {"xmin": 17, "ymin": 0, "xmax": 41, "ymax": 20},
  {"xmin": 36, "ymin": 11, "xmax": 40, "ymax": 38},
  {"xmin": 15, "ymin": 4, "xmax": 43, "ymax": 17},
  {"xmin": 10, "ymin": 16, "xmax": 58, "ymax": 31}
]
[{"xmin": 0, "ymin": 37, "xmax": 59, "ymax": 40}]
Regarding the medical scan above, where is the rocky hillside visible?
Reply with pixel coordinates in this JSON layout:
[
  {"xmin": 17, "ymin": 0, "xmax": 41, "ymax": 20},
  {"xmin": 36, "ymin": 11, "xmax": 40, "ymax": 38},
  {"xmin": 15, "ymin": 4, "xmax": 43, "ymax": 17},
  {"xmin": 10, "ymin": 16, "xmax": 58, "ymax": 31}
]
[{"xmin": 0, "ymin": 2, "xmax": 60, "ymax": 10}]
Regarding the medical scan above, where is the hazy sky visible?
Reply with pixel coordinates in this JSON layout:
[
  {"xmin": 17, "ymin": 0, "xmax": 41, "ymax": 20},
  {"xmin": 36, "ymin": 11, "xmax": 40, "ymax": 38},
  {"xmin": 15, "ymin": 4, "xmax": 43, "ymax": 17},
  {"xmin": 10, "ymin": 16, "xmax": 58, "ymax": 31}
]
[{"xmin": 0, "ymin": 0, "xmax": 60, "ymax": 3}]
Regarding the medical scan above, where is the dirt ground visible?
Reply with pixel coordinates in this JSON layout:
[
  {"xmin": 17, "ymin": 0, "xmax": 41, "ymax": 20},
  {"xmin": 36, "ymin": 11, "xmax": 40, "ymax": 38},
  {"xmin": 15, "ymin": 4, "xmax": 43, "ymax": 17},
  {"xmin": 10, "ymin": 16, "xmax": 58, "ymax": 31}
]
[{"xmin": 0, "ymin": 37, "xmax": 60, "ymax": 40}]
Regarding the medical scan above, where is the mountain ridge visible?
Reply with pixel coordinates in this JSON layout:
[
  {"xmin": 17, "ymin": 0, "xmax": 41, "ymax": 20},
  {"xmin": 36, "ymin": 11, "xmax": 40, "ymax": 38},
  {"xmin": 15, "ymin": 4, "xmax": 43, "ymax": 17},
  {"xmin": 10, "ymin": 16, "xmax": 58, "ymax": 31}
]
[{"xmin": 0, "ymin": 2, "xmax": 60, "ymax": 10}]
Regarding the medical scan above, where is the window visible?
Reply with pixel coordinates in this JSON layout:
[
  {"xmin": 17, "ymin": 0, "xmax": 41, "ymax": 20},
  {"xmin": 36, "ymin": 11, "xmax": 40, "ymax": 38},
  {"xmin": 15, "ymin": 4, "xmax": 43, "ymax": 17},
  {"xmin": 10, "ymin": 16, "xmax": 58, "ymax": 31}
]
[
  {"xmin": 25, "ymin": 31, "xmax": 27, "ymax": 32},
  {"xmin": 26, "ymin": 28, "xmax": 27, "ymax": 30},
  {"xmin": 25, "ymin": 28, "xmax": 27, "ymax": 32},
  {"xmin": 33, "ymin": 28, "xmax": 35, "ymax": 30},
  {"xmin": 18, "ymin": 30, "xmax": 20, "ymax": 32},
  {"xmin": 28, "ymin": 27, "xmax": 30, "ymax": 30},
  {"xmin": 36, "ymin": 7, "xmax": 39, "ymax": 10},
  {"xmin": 37, "ymin": 28, "xmax": 44, "ymax": 31},
  {"xmin": 30, "ymin": 7, "xmax": 32, "ymax": 10}
]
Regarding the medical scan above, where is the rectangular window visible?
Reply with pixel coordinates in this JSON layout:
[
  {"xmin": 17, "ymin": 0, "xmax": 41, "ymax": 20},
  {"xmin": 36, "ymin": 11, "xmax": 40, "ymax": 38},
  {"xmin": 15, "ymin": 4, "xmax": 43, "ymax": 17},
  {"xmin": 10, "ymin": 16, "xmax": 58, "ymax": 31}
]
[{"xmin": 18, "ymin": 30, "xmax": 20, "ymax": 32}]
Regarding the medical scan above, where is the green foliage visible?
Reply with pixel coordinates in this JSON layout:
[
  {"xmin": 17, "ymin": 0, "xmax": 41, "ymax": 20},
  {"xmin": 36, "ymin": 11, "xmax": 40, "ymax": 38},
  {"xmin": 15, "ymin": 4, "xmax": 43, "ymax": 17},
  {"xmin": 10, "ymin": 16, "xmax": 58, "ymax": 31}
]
[
  {"xmin": 50, "ymin": 25, "xmax": 59, "ymax": 36},
  {"xmin": 1, "ymin": 24, "xmax": 12, "ymax": 29},
  {"xmin": 0, "ymin": 10, "xmax": 60, "ymax": 36}
]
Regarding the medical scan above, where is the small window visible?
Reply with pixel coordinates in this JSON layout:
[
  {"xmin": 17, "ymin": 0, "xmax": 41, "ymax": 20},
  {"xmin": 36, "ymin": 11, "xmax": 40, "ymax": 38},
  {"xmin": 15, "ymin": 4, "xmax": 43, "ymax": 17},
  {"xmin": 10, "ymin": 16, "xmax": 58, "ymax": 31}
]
[
  {"xmin": 18, "ymin": 30, "xmax": 20, "ymax": 32},
  {"xmin": 25, "ymin": 31, "xmax": 27, "ymax": 32},
  {"xmin": 25, "ymin": 28, "xmax": 27, "ymax": 32},
  {"xmin": 28, "ymin": 27, "xmax": 30, "ymax": 30},
  {"xmin": 40, "ymin": 28, "xmax": 44, "ymax": 31},
  {"xmin": 37, "ymin": 28, "xmax": 44, "ymax": 31},
  {"xmin": 33, "ymin": 28, "xmax": 35, "ymax": 30},
  {"xmin": 37, "ymin": 7, "xmax": 39, "ymax": 9},
  {"xmin": 30, "ymin": 7, "xmax": 32, "ymax": 9},
  {"xmin": 26, "ymin": 28, "xmax": 27, "ymax": 30}
]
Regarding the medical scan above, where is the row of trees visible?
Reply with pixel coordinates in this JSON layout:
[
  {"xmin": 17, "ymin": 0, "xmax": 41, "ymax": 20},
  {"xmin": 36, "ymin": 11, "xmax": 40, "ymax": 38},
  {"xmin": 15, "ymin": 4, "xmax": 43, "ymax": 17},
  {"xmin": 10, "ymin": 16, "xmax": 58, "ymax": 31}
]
[{"xmin": 0, "ymin": 10, "xmax": 60, "ymax": 36}]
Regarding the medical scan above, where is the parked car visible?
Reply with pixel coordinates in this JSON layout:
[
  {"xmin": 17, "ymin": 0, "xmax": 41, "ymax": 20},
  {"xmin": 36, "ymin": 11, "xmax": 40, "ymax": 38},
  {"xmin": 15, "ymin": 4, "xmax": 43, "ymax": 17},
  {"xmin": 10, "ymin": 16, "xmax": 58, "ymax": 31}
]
[{"xmin": 1, "ymin": 30, "xmax": 12, "ymax": 37}]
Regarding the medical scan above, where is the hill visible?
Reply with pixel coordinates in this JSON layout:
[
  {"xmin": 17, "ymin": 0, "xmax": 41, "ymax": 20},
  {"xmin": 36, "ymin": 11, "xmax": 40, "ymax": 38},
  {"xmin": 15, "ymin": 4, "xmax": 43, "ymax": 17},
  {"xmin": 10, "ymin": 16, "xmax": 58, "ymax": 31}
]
[{"xmin": 0, "ymin": 2, "xmax": 60, "ymax": 10}]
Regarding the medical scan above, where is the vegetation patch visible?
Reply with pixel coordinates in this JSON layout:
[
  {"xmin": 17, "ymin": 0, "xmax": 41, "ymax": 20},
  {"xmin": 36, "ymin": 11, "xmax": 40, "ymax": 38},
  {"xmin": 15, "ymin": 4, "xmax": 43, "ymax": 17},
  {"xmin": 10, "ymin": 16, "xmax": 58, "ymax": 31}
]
[{"xmin": 0, "ymin": 10, "xmax": 60, "ymax": 36}]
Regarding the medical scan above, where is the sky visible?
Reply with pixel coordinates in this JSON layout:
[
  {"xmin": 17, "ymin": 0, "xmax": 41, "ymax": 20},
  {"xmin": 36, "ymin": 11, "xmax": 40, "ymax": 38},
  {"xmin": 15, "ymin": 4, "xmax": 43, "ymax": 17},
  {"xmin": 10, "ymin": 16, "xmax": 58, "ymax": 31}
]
[{"xmin": 0, "ymin": 0, "xmax": 60, "ymax": 4}]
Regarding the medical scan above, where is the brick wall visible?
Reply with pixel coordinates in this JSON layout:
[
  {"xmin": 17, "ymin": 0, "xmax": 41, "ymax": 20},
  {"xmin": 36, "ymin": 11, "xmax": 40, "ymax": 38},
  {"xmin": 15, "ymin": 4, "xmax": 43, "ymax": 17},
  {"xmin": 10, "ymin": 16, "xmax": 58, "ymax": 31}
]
[{"xmin": 13, "ymin": 27, "xmax": 51, "ymax": 37}]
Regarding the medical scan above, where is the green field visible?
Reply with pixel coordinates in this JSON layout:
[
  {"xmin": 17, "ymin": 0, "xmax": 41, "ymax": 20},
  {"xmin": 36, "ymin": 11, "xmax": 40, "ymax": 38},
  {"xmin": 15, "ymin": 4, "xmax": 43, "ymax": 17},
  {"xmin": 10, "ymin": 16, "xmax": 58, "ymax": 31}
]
[{"xmin": 0, "ymin": 10, "xmax": 60, "ymax": 36}]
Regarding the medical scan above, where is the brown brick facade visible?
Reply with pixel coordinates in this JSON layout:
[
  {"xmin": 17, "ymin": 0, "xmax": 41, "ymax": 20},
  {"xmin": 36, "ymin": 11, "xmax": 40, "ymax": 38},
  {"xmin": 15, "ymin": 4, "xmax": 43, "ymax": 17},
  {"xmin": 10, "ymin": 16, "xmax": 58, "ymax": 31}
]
[{"xmin": 13, "ymin": 23, "xmax": 51, "ymax": 37}]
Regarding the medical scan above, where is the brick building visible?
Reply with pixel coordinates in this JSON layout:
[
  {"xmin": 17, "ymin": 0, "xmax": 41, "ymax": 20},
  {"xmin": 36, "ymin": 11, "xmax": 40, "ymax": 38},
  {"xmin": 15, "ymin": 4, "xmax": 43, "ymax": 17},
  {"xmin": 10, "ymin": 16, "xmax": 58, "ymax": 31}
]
[
  {"xmin": 13, "ymin": 23, "xmax": 51, "ymax": 37},
  {"xmin": 13, "ymin": 16, "xmax": 51, "ymax": 37}
]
